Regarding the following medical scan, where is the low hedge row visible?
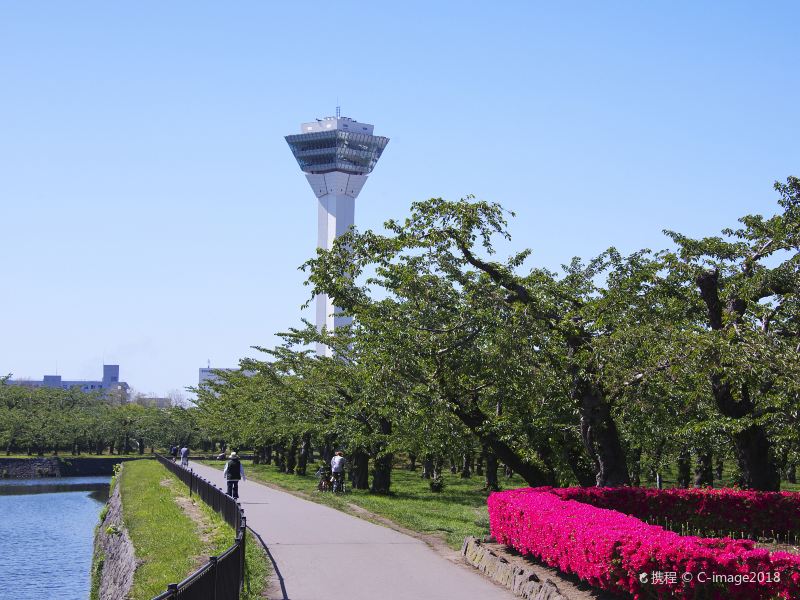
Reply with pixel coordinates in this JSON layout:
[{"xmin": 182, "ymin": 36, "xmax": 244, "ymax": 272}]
[
  {"xmin": 488, "ymin": 488, "xmax": 800, "ymax": 599},
  {"xmin": 551, "ymin": 486, "xmax": 800, "ymax": 539}
]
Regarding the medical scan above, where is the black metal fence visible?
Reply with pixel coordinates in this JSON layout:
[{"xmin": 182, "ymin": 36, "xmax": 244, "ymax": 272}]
[{"xmin": 152, "ymin": 454, "xmax": 246, "ymax": 600}]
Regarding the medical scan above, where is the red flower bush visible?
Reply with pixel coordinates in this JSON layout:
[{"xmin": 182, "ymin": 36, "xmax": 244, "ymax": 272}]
[
  {"xmin": 551, "ymin": 487, "xmax": 800, "ymax": 539},
  {"xmin": 488, "ymin": 488, "xmax": 800, "ymax": 599}
]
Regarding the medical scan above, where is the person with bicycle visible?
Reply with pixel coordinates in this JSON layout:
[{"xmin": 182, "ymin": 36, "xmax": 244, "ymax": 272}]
[
  {"xmin": 315, "ymin": 461, "xmax": 332, "ymax": 491},
  {"xmin": 330, "ymin": 451, "xmax": 346, "ymax": 493}
]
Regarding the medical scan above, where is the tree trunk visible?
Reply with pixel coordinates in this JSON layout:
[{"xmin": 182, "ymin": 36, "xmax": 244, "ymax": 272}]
[
  {"xmin": 460, "ymin": 452, "xmax": 472, "ymax": 478},
  {"xmin": 715, "ymin": 458, "xmax": 724, "ymax": 482},
  {"xmin": 577, "ymin": 384, "xmax": 630, "ymax": 487},
  {"xmin": 137, "ymin": 438, "xmax": 145, "ymax": 455},
  {"xmin": 561, "ymin": 432, "xmax": 597, "ymax": 487},
  {"xmin": 370, "ymin": 418, "xmax": 392, "ymax": 494},
  {"xmin": 371, "ymin": 451, "xmax": 392, "ymax": 494},
  {"xmin": 476, "ymin": 453, "xmax": 484, "ymax": 475},
  {"xmin": 321, "ymin": 438, "xmax": 334, "ymax": 464},
  {"xmin": 453, "ymin": 402, "xmax": 556, "ymax": 486},
  {"xmin": 456, "ymin": 241, "xmax": 628, "ymax": 487},
  {"xmin": 734, "ymin": 424, "xmax": 780, "ymax": 490},
  {"xmin": 484, "ymin": 449, "xmax": 500, "ymax": 491},
  {"xmin": 350, "ymin": 449, "xmax": 369, "ymax": 489},
  {"xmin": 788, "ymin": 464, "xmax": 797, "ymax": 484},
  {"xmin": 297, "ymin": 433, "xmax": 311, "ymax": 476},
  {"xmin": 275, "ymin": 443, "xmax": 286, "ymax": 473},
  {"xmin": 421, "ymin": 455, "xmax": 433, "ymax": 479},
  {"xmin": 696, "ymin": 271, "xmax": 780, "ymax": 491},
  {"xmin": 264, "ymin": 445, "xmax": 272, "ymax": 465},
  {"xmin": 450, "ymin": 456, "xmax": 458, "ymax": 474},
  {"xmin": 286, "ymin": 439, "xmax": 298, "ymax": 475},
  {"xmin": 694, "ymin": 450, "xmax": 714, "ymax": 487},
  {"xmin": 408, "ymin": 453, "xmax": 417, "ymax": 471},
  {"xmin": 677, "ymin": 448, "xmax": 691, "ymax": 488}
]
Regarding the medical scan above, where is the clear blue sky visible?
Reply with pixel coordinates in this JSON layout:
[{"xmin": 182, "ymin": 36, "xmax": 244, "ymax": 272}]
[{"xmin": 1, "ymin": 2, "xmax": 797, "ymax": 396}]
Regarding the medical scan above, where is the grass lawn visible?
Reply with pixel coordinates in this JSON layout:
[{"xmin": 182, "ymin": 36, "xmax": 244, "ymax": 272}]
[
  {"xmin": 120, "ymin": 460, "xmax": 268, "ymax": 600},
  {"xmin": 200, "ymin": 459, "xmax": 528, "ymax": 550}
]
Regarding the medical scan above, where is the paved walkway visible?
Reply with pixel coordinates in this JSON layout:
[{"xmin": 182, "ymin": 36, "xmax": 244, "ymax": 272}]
[{"xmin": 189, "ymin": 461, "xmax": 512, "ymax": 600}]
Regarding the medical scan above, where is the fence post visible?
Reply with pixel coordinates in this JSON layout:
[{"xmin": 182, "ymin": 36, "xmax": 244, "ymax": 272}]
[
  {"xmin": 240, "ymin": 523, "xmax": 246, "ymax": 593},
  {"xmin": 189, "ymin": 468, "xmax": 193, "ymax": 498},
  {"xmin": 167, "ymin": 583, "xmax": 178, "ymax": 598},
  {"xmin": 209, "ymin": 555, "xmax": 218, "ymax": 600}
]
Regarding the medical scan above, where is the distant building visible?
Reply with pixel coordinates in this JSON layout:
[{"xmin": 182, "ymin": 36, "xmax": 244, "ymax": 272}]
[
  {"xmin": 198, "ymin": 367, "xmax": 255, "ymax": 389},
  {"xmin": 7, "ymin": 364, "xmax": 130, "ymax": 400},
  {"xmin": 198, "ymin": 367, "xmax": 237, "ymax": 387}
]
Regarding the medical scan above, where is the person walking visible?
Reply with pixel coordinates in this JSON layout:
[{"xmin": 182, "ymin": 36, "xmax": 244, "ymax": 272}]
[
  {"xmin": 223, "ymin": 451, "xmax": 246, "ymax": 499},
  {"xmin": 169, "ymin": 445, "xmax": 178, "ymax": 462},
  {"xmin": 180, "ymin": 445, "xmax": 189, "ymax": 467},
  {"xmin": 330, "ymin": 451, "xmax": 346, "ymax": 493}
]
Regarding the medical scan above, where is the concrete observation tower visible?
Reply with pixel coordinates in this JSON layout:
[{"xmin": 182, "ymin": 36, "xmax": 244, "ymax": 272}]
[{"xmin": 285, "ymin": 114, "xmax": 389, "ymax": 355}]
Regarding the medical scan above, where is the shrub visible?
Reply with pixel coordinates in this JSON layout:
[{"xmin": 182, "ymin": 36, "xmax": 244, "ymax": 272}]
[
  {"xmin": 429, "ymin": 474, "xmax": 445, "ymax": 493},
  {"xmin": 551, "ymin": 486, "xmax": 800, "ymax": 540},
  {"xmin": 488, "ymin": 488, "xmax": 800, "ymax": 599}
]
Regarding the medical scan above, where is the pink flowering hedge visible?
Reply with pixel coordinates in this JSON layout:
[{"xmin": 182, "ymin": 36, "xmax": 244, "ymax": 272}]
[
  {"xmin": 550, "ymin": 487, "xmax": 800, "ymax": 539},
  {"xmin": 488, "ymin": 488, "xmax": 800, "ymax": 599}
]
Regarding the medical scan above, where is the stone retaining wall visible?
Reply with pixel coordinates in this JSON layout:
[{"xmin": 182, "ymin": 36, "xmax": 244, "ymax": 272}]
[
  {"xmin": 92, "ymin": 472, "xmax": 137, "ymax": 600},
  {"xmin": 0, "ymin": 456, "xmax": 144, "ymax": 478},
  {"xmin": 461, "ymin": 537, "xmax": 569, "ymax": 600}
]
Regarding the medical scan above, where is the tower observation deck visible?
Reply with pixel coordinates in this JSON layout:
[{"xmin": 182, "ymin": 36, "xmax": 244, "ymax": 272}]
[{"xmin": 286, "ymin": 116, "xmax": 389, "ymax": 355}]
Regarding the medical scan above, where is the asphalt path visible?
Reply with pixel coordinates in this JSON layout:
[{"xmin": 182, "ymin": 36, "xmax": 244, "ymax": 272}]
[{"xmin": 189, "ymin": 460, "xmax": 513, "ymax": 600}]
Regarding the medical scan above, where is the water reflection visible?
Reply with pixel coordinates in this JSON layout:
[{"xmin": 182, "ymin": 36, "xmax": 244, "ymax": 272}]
[
  {"xmin": 0, "ymin": 477, "xmax": 108, "ymax": 502},
  {"xmin": 0, "ymin": 476, "xmax": 110, "ymax": 600},
  {"xmin": 0, "ymin": 476, "xmax": 110, "ymax": 499}
]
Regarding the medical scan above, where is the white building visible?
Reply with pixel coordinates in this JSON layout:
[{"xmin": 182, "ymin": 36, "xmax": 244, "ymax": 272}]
[
  {"xmin": 197, "ymin": 367, "xmax": 254, "ymax": 395},
  {"xmin": 285, "ymin": 115, "xmax": 389, "ymax": 355},
  {"xmin": 198, "ymin": 367, "xmax": 237, "ymax": 387}
]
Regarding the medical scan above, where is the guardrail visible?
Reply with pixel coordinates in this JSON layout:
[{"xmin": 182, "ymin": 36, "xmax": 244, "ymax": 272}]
[
  {"xmin": 152, "ymin": 454, "xmax": 246, "ymax": 600},
  {"xmin": 178, "ymin": 454, "xmax": 255, "ymax": 462}
]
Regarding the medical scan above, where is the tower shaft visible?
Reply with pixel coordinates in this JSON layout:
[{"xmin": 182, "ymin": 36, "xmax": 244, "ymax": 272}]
[{"xmin": 308, "ymin": 172, "xmax": 367, "ymax": 353}]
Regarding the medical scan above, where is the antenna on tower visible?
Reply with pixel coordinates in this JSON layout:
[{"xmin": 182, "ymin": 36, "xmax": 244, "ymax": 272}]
[
  {"xmin": 336, "ymin": 103, "xmax": 340, "ymax": 118},
  {"xmin": 207, "ymin": 359, "xmax": 211, "ymax": 369}
]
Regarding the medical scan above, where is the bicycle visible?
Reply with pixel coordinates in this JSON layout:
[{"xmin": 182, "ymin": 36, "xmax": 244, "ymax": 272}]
[
  {"xmin": 315, "ymin": 465, "xmax": 332, "ymax": 492},
  {"xmin": 331, "ymin": 470, "xmax": 346, "ymax": 493}
]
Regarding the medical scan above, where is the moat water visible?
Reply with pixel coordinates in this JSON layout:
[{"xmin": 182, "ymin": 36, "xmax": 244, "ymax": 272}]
[{"xmin": 0, "ymin": 476, "xmax": 109, "ymax": 600}]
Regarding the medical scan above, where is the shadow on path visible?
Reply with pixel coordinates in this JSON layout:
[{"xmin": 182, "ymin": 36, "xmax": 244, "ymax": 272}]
[{"xmin": 247, "ymin": 525, "xmax": 290, "ymax": 600}]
